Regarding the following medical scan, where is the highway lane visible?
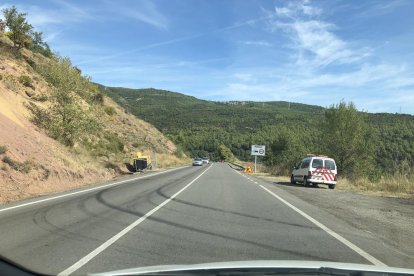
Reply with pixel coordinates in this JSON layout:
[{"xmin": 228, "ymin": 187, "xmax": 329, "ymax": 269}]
[
  {"xmin": 73, "ymin": 163, "xmax": 375, "ymax": 275},
  {"xmin": 0, "ymin": 163, "xmax": 398, "ymax": 275},
  {"xmin": 0, "ymin": 165, "xmax": 206, "ymax": 275}
]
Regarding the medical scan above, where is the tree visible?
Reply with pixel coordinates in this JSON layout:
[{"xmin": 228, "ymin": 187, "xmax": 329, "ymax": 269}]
[
  {"xmin": 0, "ymin": 19, "xmax": 5, "ymax": 32},
  {"xmin": 34, "ymin": 56, "xmax": 99, "ymax": 146},
  {"xmin": 264, "ymin": 131, "xmax": 308, "ymax": 175},
  {"xmin": 30, "ymin": 31, "xmax": 52, "ymax": 57},
  {"xmin": 218, "ymin": 144, "xmax": 235, "ymax": 162},
  {"xmin": 2, "ymin": 6, "xmax": 33, "ymax": 50},
  {"xmin": 323, "ymin": 101, "xmax": 374, "ymax": 178}
]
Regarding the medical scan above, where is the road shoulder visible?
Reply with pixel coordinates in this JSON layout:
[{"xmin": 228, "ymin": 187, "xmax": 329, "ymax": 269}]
[{"xmin": 250, "ymin": 172, "xmax": 414, "ymax": 269}]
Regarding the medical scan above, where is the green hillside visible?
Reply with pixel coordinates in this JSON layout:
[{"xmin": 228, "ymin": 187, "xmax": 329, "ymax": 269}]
[
  {"xmin": 103, "ymin": 87, "xmax": 322, "ymax": 128},
  {"xmin": 102, "ymin": 86, "xmax": 414, "ymax": 178}
]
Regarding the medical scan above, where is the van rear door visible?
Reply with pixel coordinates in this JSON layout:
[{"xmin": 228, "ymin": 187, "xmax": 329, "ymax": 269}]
[{"xmin": 324, "ymin": 159, "xmax": 337, "ymax": 182}]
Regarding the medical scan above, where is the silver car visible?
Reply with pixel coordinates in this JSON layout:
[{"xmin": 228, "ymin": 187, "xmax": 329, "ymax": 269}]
[{"xmin": 192, "ymin": 158, "xmax": 203, "ymax": 166}]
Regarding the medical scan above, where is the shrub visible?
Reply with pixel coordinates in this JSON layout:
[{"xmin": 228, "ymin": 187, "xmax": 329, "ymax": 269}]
[
  {"xmin": 103, "ymin": 132, "xmax": 124, "ymax": 153},
  {"xmin": 25, "ymin": 57, "xmax": 35, "ymax": 68},
  {"xmin": 83, "ymin": 131, "xmax": 125, "ymax": 157},
  {"xmin": 91, "ymin": 91, "xmax": 104, "ymax": 104},
  {"xmin": 104, "ymin": 106, "xmax": 116, "ymax": 116},
  {"xmin": 32, "ymin": 95, "xmax": 48, "ymax": 102},
  {"xmin": 2, "ymin": 156, "xmax": 34, "ymax": 173},
  {"xmin": 3, "ymin": 75, "xmax": 17, "ymax": 91},
  {"xmin": 26, "ymin": 102, "xmax": 51, "ymax": 128},
  {"xmin": 19, "ymin": 75, "xmax": 33, "ymax": 88},
  {"xmin": 0, "ymin": 145, "xmax": 6, "ymax": 154}
]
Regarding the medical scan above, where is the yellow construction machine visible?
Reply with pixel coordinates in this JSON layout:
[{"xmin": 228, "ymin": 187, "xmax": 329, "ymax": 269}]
[{"xmin": 125, "ymin": 151, "xmax": 152, "ymax": 172}]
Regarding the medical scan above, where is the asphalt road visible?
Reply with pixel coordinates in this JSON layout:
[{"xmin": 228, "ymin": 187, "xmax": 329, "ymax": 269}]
[{"xmin": 0, "ymin": 163, "xmax": 411, "ymax": 275}]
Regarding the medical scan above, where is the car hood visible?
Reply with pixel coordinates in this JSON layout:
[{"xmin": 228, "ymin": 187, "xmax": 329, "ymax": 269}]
[{"xmin": 89, "ymin": 260, "xmax": 414, "ymax": 275}]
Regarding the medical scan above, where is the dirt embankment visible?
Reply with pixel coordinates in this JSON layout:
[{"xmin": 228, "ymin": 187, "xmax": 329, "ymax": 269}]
[
  {"xmin": 0, "ymin": 36, "xmax": 188, "ymax": 204},
  {"xmin": 0, "ymin": 89, "xmax": 114, "ymax": 203}
]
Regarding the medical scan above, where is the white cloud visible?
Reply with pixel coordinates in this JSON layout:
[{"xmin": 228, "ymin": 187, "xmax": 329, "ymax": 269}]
[
  {"xmin": 291, "ymin": 20, "xmax": 370, "ymax": 67},
  {"xmin": 275, "ymin": 7, "xmax": 293, "ymax": 17},
  {"xmin": 240, "ymin": 40, "xmax": 273, "ymax": 47}
]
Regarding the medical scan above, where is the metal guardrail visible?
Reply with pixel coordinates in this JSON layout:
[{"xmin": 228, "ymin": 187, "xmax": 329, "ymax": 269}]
[{"xmin": 228, "ymin": 162, "xmax": 245, "ymax": 171}]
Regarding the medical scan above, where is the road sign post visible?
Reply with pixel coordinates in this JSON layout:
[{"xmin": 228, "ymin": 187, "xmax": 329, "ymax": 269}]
[
  {"xmin": 254, "ymin": 155, "xmax": 257, "ymax": 173},
  {"xmin": 251, "ymin": 145, "xmax": 265, "ymax": 173}
]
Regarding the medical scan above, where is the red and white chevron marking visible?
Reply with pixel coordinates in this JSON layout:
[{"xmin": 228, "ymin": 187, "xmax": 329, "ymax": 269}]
[{"xmin": 312, "ymin": 168, "xmax": 336, "ymax": 181}]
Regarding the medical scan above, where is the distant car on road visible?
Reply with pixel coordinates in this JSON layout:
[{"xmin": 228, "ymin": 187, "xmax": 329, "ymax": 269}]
[
  {"xmin": 202, "ymin": 157, "xmax": 209, "ymax": 164},
  {"xmin": 192, "ymin": 158, "xmax": 203, "ymax": 166},
  {"xmin": 291, "ymin": 155, "xmax": 337, "ymax": 189}
]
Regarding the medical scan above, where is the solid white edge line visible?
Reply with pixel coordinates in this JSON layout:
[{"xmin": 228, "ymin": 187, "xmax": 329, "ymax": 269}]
[
  {"xmin": 58, "ymin": 164, "xmax": 212, "ymax": 276},
  {"xmin": 259, "ymin": 185, "xmax": 387, "ymax": 267},
  {"xmin": 0, "ymin": 166, "xmax": 189, "ymax": 213}
]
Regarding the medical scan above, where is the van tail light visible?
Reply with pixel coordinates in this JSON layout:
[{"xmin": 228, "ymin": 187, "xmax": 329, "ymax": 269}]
[
  {"xmin": 308, "ymin": 171, "xmax": 313, "ymax": 178},
  {"xmin": 334, "ymin": 174, "xmax": 337, "ymax": 181}
]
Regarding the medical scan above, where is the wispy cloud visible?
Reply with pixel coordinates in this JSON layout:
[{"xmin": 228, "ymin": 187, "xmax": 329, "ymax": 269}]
[
  {"xmin": 275, "ymin": 0, "xmax": 321, "ymax": 17},
  {"xmin": 51, "ymin": 0, "xmax": 93, "ymax": 22},
  {"xmin": 202, "ymin": 0, "xmax": 414, "ymax": 113},
  {"xmin": 233, "ymin": 73, "xmax": 254, "ymax": 82},
  {"xmin": 240, "ymin": 40, "xmax": 273, "ymax": 47},
  {"xmin": 102, "ymin": 0, "xmax": 168, "ymax": 30},
  {"xmin": 354, "ymin": 0, "xmax": 409, "ymax": 18},
  {"xmin": 76, "ymin": 15, "xmax": 271, "ymax": 65},
  {"xmin": 269, "ymin": 0, "xmax": 371, "ymax": 68},
  {"xmin": 0, "ymin": 1, "xmax": 93, "ymax": 44}
]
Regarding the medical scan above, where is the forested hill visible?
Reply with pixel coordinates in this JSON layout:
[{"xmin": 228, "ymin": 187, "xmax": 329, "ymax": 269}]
[
  {"xmin": 101, "ymin": 86, "xmax": 324, "ymax": 131},
  {"xmin": 102, "ymin": 86, "xmax": 414, "ymax": 178}
]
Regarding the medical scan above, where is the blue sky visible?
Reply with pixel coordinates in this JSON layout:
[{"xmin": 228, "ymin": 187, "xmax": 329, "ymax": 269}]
[{"xmin": 2, "ymin": 0, "xmax": 414, "ymax": 114}]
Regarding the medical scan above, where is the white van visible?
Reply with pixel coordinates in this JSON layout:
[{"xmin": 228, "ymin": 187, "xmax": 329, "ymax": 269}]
[{"xmin": 291, "ymin": 156, "xmax": 337, "ymax": 189}]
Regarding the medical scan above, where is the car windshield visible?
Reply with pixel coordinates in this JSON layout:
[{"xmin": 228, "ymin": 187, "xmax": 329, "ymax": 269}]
[{"xmin": 0, "ymin": 1, "xmax": 413, "ymax": 275}]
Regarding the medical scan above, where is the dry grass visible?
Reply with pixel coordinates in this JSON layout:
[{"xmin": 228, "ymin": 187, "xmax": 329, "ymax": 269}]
[
  {"xmin": 253, "ymin": 169, "xmax": 413, "ymax": 198},
  {"xmin": 156, "ymin": 153, "xmax": 190, "ymax": 168},
  {"xmin": 337, "ymin": 175, "xmax": 414, "ymax": 198}
]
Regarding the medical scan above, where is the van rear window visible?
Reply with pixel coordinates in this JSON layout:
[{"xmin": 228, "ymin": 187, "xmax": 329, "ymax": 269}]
[
  {"xmin": 325, "ymin": 160, "xmax": 336, "ymax": 170},
  {"xmin": 312, "ymin": 159, "xmax": 323, "ymax": 169}
]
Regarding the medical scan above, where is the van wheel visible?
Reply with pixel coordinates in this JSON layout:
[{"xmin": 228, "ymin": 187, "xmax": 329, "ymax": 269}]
[
  {"xmin": 290, "ymin": 175, "xmax": 296, "ymax": 184},
  {"xmin": 329, "ymin": 184, "xmax": 335, "ymax": 189},
  {"xmin": 303, "ymin": 177, "xmax": 309, "ymax": 187}
]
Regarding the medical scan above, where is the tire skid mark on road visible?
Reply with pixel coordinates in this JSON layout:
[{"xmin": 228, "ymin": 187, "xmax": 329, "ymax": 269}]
[
  {"xmin": 0, "ymin": 166, "xmax": 190, "ymax": 214},
  {"xmin": 57, "ymin": 165, "xmax": 212, "ymax": 276}
]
